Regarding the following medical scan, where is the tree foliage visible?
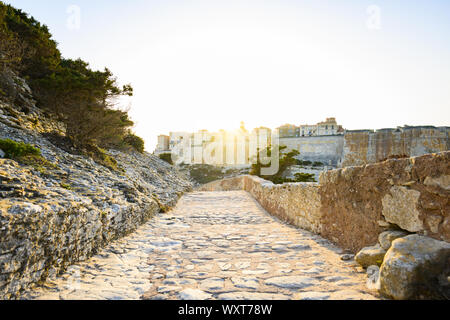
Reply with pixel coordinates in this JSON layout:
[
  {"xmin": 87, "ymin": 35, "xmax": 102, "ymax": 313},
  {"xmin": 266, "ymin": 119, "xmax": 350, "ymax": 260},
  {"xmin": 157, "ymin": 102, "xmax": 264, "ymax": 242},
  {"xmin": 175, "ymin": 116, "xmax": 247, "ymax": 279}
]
[
  {"xmin": 33, "ymin": 58, "xmax": 134, "ymax": 148},
  {"xmin": 251, "ymin": 146, "xmax": 296, "ymax": 183},
  {"xmin": 187, "ymin": 164, "xmax": 225, "ymax": 184},
  {"xmin": 159, "ymin": 153, "xmax": 173, "ymax": 165},
  {"xmin": 250, "ymin": 145, "xmax": 316, "ymax": 184},
  {"xmin": 0, "ymin": 2, "xmax": 144, "ymax": 154},
  {"xmin": 0, "ymin": 9, "xmax": 23, "ymax": 73},
  {"xmin": 1, "ymin": 3, "xmax": 60, "ymax": 78},
  {"xmin": 293, "ymin": 172, "xmax": 316, "ymax": 183},
  {"xmin": 122, "ymin": 133, "xmax": 145, "ymax": 153}
]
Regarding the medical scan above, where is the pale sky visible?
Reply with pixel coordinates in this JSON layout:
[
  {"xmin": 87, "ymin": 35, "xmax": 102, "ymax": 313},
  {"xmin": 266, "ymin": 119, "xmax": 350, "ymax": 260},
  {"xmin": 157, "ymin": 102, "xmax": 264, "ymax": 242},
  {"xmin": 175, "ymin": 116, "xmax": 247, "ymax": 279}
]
[{"xmin": 6, "ymin": 0, "xmax": 450, "ymax": 150}]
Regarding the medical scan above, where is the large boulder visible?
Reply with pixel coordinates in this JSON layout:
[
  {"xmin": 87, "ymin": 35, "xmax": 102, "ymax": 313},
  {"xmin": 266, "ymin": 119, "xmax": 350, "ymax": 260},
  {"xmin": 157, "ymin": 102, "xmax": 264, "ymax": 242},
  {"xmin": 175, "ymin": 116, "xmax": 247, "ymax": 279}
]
[
  {"xmin": 366, "ymin": 265, "xmax": 381, "ymax": 290},
  {"xmin": 355, "ymin": 244, "xmax": 387, "ymax": 268},
  {"xmin": 378, "ymin": 230, "xmax": 409, "ymax": 250},
  {"xmin": 381, "ymin": 186, "xmax": 423, "ymax": 232},
  {"xmin": 379, "ymin": 234, "xmax": 450, "ymax": 300}
]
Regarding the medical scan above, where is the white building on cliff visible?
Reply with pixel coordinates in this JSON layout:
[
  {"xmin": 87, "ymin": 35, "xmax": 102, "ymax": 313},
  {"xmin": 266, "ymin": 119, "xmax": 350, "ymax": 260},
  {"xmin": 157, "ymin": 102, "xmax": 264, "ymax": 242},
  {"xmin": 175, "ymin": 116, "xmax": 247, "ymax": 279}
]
[{"xmin": 154, "ymin": 122, "xmax": 273, "ymax": 167}]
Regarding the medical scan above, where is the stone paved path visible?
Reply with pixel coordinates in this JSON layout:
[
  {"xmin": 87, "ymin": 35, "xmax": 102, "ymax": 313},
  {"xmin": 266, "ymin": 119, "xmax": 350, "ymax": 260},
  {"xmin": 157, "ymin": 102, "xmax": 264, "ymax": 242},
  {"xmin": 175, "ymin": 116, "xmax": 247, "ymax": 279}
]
[{"xmin": 22, "ymin": 191, "xmax": 380, "ymax": 300}]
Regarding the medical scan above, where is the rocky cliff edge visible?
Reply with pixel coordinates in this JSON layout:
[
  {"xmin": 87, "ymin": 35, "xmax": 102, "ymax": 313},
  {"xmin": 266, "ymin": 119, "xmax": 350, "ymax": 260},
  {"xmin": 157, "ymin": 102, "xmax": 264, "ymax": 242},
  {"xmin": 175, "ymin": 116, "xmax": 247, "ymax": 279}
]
[{"xmin": 0, "ymin": 76, "xmax": 193, "ymax": 298}]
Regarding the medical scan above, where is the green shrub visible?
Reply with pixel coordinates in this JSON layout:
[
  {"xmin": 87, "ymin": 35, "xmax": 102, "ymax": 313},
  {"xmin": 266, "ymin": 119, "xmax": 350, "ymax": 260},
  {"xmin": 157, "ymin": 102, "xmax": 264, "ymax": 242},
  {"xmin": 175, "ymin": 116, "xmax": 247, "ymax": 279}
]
[
  {"xmin": 83, "ymin": 144, "xmax": 122, "ymax": 172},
  {"xmin": 123, "ymin": 133, "xmax": 145, "ymax": 153},
  {"xmin": 18, "ymin": 153, "xmax": 57, "ymax": 168},
  {"xmin": 250, "ymin": 145, "xmax": 319, "ymax": 184},
  {"xmin": 251, "ymin": 145, "xmax": 299, "ymax": 184},
  {"xmin": 0, "ymin": 138, "xmax": 58, "ymax": 174},
  {"xmin": 159, "ymin": 153, "xmax": 173, "ymax": 165},
  {"xmin": 294, "ymin": 172, "xmax": 316, "ymax": 182},
  {"xmin": 0, "ymin": 138, "xmax": 41, "ymax": 158},
  {"xmin": 296, "ymin": 160, "xmax": 312, "ymax": 166},
  {"xmin": 188, "ymin": 164, "xmax": 224, "ymax": 184},
  {"xmin": 268, "ymin": 173, "xmax": 316, "ymax": 185},
  {"xmin": 60, "ymin": 183, "xmax": 71, "ymax": 190}
]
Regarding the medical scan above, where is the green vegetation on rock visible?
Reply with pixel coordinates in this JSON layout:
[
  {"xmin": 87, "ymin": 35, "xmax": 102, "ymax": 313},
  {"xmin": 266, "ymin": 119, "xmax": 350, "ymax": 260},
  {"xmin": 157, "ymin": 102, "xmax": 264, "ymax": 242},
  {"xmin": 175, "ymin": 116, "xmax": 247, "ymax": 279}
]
[
  {"xmin": 83, "ymin": 144, "xmax": 123, "ymax": 172},
  {"xmin": 296, "ymin": 160, "xmax": 312, "ymax": 166},
  {"xmin": 187, "ymin": 164, "xmax": 225, "ymax": 184},
  {"xmin": 0, "ymin": 138, "xmax": 57, "ymax": 174},
  {"xmin": 0, "ymin": 2, "xmax": 145, "ymax": 160},
  {"xmin": 159, "ymin": 153, "xmax": 173, "ymax": 165},
  {"xmin": 250, "ymin": 145, "xmax": 316, "ymax": 184},
  {"xmin": 0, "ymin": 138, "xmax": 40, "ymax": 158},
  {"xmin": 177, "ymin": 163, "xmax": 249, "ymax": 185},
  {"xmin": 60, "ymin": 183, "xmax": 72, "ymax": 190},
  {"xmin": 293, "ymin": 172, "xmax": 316, "ymax": 183},
  {"xmin": 122, "ymin": 133, "xmax": 145, "ymax": 154}
]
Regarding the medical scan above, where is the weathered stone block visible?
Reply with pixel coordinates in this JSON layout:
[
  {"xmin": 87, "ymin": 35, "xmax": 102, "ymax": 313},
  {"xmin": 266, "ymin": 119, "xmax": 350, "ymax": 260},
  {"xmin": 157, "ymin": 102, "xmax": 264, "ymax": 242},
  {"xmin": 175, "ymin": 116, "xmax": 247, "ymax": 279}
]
[
  {"xmin": 355, "ymin": 244, "xmax": 387, "ymax": 268},
  {"xmin": 381, "ymin": 186, "xmax": 423, "ymax": 232},
  {"xmin": 425, "ymin": 215, "xmax": 443, "ymax": 234},
  {"xmin": 424, "ymin": 175, "xmax": 450, "ymax": 191},
  {"xmin": 378, "ymin": 230, "xmax": 409, "ymax": 250},
  {"xmin": 366, "ymin": 265, "xmax": 380, "ymax": 290},
  {"xmin": 379, "ymin": 234, "xmax": 450, "ymax": 300}
]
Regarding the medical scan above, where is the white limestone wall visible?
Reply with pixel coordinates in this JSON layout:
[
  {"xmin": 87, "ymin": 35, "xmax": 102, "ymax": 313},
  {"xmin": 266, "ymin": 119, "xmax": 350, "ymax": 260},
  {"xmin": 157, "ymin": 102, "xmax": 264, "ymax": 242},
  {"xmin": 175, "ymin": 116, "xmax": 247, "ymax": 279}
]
[{"xmin": 280, "ymin": 135, "xmax": 345, "ymax": 167}]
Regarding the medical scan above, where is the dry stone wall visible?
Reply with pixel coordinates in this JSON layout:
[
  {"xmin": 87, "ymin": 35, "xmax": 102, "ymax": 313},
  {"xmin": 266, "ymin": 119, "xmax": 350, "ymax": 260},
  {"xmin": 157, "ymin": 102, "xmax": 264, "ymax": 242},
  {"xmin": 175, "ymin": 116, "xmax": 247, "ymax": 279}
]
[
  {"xmin": 199, "ymin": 151, "xmax": 450, "ymax": 253},
  {"xmin": 0, "ymin": 104, "xmax": 193, "ymax": 299},
  {"xmin": 320, "ymin": 151, "xmax": 449, "ymax": 252},
  {"xmin": 242, "ymin": 177, "xmax": 322, "ymax": 234},
  {"xmin": 0, "ymin": 151, "xmax": 192, "ymax": 300},
  {"xmin": 200, "ymin": 176, "xmax": 322, "ymax": 234}
]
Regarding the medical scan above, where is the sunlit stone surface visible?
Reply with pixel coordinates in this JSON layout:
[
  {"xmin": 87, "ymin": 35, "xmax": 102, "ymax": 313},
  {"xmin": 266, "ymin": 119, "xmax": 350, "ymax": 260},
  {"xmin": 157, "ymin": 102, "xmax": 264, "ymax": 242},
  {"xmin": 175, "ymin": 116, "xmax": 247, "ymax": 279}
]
[{"xmin": 22, "ymin": 191, "xmax": 379, "ymax": 300}]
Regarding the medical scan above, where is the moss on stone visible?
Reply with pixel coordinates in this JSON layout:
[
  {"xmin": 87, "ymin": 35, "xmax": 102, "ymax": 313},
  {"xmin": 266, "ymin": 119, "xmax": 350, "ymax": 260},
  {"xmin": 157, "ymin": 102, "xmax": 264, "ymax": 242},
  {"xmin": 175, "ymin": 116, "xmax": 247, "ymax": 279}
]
[{"xmin": 0, "ymin": 138, "xmax": 41, "ymax": 158}]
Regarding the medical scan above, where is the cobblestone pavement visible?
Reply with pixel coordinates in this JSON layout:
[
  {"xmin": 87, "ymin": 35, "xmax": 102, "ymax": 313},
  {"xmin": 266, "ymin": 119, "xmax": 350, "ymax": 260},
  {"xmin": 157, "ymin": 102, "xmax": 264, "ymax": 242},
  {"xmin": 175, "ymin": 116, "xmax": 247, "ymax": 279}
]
[{"xmin": 22, "ymin": 191, "xmax": 380, "ymax": 300}]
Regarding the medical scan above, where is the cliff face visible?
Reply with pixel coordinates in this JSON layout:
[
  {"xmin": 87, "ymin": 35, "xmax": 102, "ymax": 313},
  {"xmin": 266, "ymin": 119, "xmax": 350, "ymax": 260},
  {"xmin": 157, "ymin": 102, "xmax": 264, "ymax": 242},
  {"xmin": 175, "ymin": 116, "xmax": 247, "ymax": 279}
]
[
  {"xmin": 341, "ymin": 128, "xmax": 449, "ymax": 167},
  {"xmin": 0, "ymin": 78, "xmax": 193, "ymax": 299},
  {"xmin": 277, "ymin": 126, "xmax": 449, "ymax": 169}
]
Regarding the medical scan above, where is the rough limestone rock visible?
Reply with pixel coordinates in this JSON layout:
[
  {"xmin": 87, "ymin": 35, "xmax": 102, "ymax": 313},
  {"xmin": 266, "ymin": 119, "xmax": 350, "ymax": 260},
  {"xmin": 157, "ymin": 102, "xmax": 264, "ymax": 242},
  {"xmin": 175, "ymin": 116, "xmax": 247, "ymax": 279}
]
[
  {"xmin": 199, "ymin": 278, "xmax": 225, "ymax": 291},
  {"xmin": 424, "ymin": 175, "xmax": 450, "ymax": 191},
  {"xmin": 378, "ymin": 230, "xmax": 410, "ymax": 250},
  {"xmin": 381, "ymin": 186, "xmax": 423, "ymax": 232},
  {"xmin": 178, "ymin": 289, "xmax": 212, "ymax": 300},
  {"xmin": 329, "ymin": 289, "xmax": 378, "ymax": 300},
  {"xmin": 296, "ymin": 291, "xmax": 331, "ymax": 300},
  {"xmin": 366, "ymin": 265, "xmax": 380, "ymax": 290},
  {"xmin": 0, "ymin": 93, "xmax": 193, "ymax": 299},
  {"xmin": 218, "ymin": 292, "xmax": 291, "ymax": 300},
  {"xmin": 379, "ymin": 234, "xmax": 450, "ymax": 300},
  {"xmin": 340, "ymin": 254, "xmax": 355, "ymax": 261},
  {"xmin": 264, "ymin": 276, "xmax": 315, "ymax": 289},
  {"xmin": 231, "ymin": 277, "xmax": 259, "ymax": 290},
  {"xmin": 355, "ymin": 244, "xmax": 387, "ymax": 268}
]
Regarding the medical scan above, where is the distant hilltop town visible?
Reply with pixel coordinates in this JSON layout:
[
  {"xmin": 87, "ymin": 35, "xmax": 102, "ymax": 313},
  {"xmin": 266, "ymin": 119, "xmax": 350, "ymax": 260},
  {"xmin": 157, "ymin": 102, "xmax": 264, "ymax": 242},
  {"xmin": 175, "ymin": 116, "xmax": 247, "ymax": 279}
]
[{"xmin": 155, "ymin": 118, "xmax": 450, "ymax": 168}]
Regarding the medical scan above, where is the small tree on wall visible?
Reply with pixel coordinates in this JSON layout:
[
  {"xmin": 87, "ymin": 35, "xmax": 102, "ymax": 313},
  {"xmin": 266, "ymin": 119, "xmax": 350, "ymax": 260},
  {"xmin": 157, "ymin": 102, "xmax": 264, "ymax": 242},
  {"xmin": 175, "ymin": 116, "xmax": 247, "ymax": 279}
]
[
  {"xmin": 293, "ymin": 172, "xmax": 316, "ymax": 183},
  {"xmin": 159, "ymin": 153, "xmax": 173, "ymax": 165},
  {"xmin": 250, "ymin": 145, "xmax": 305, "ymax": 184}
]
